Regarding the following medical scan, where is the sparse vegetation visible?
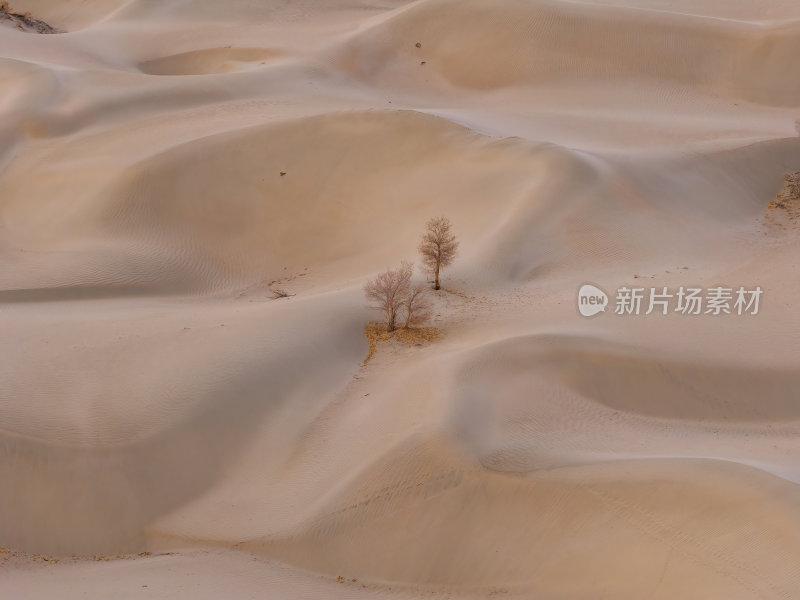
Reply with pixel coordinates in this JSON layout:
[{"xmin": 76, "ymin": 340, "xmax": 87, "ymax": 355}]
[
  {"xmin": 362, "ymin": 321, "xmax": 440, "ymax": 365},
  {"xmin": 768, "ymin": 171, "xmax": 800, "ymax": 210},
  {"xmin": 362, "ymin": 259, "xmax": 439, "ymax": 363},
  {"xmin": 418, "ymin": 216, "xmax": 458, "ymax": 290},
  {"xmin": 0, "ymin": 1, "xmax": 60, "ymax": 33},
  {"xmin": 786, "ymin": 171, "xmax": 800, "ymax": 201},
  {"xmin": 403, "ymin": 282, "xmax": 432, "ymax": 328},
  {"xmin": 361, "ymin": 216, "xmax": 458, "ymax": 363},
  {"xmin": 364, "ymin": 260, "xmax": 435, "ymax": 331},
  {"xmin": 0, "ymin": 545, "xmax": 151, "ymax": 565},
  {"xmin": 364, "ymin": 261, "xmax": 414, "ymax": 332},
  {"xmin": 270, "ymin": 287, "xmax": 294, "ymax": 299},
  {"xmin": 765, "ymin": 172, "xmax": 800, "ymax": 230}
]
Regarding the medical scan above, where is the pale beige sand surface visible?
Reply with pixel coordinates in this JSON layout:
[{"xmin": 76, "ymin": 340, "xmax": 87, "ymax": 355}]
[{"xmin": 1, "ymin": 0, "xmax": 800, "ymax": 598}]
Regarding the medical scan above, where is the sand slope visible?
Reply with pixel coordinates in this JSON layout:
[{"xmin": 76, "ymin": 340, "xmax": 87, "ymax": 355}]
[{"xmin": 1, "ymin": 0, "xmax": 800, "ymax": 598}]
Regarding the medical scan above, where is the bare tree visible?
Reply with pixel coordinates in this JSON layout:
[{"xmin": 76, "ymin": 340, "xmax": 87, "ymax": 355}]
[
  {"xmin": 418, "ymin": 216, "xmax": 458, "ymax": 290},
  {"xmin": 403, "ymin": 283, "xmax": 433, "ymax": 328},
  {"xmin": 364, "ymin": 261, "xmax": 413, "ymax": 331}
]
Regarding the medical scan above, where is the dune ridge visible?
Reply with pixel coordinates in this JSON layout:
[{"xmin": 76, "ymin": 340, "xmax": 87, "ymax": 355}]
[
  {"xmin": 332, "ymin": 0, "xmax": 800, "ymax": 105},
  {"xmin": 2, "ymin": 0, "xmax": 800, "ymax": 599}
]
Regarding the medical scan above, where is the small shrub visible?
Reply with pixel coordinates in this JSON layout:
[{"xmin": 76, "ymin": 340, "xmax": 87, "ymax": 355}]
[{"xmin": 270, "ymin": 287, "xmax": 293, "ymax": 299}]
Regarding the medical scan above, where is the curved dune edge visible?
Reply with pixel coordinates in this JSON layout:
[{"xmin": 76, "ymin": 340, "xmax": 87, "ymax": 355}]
[
  {"xmin": 142, "ymin": 330, "xmax": 800, "ymax": 589},
  {"xmin": 2, "ymin": 108, "xmax": 795, "ymax": 299},
  {"xmin": 235, "ymin": 453, "xmax": 800, "ymax": 594},
  {"xmin": 452, "ymin": 333, "xmax": 800, "ymax": 423},
  {"xmin": 1, "ymin": 0, "xmax": 800, "ymax": 597},
  {"xmin": 138, "ymin": 47, "xmax": 286, "ymax": 76},
  {"xmin": 0, "ymin": 290, "xmax": 367, "ymax": 556},
  {"xmin": 0, "ymin": 109, "xmax": 580, "ymax": 296},
  {"xmin": 330, "ymin": 0, "xmax": 800, "ymax": 105},
  {"xmin": 445, "ymin": 333, "xmax": 800, "ymax": 479}
]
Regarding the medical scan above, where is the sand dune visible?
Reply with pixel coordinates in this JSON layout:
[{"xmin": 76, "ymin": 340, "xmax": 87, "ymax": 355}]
[
  {"xmin": 138, "ymin": 47, "xmax": 285, "ymax": 76},
  {"xmin": 2, "ymin": 0, "xmax": 800, "ymax": 598},
  {"xmin": 8, "ymin": 0, "xmax": 132, "ymax": 30},
  {"xmin": 2, "ymin": 109, "xmax": 795, "ymax": 296},
  {"xmin": 332, "ymin": 0, "xmax": 800, "ymax": 104}
]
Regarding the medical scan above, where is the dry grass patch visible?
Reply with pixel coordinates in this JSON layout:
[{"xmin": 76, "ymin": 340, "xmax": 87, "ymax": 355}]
[
  {"xmin": 766, "ymin": 172, "xmax": 800, "ymax": 231},
  {"xmin": 0, "ymin": 545, "xmax": 150, "ymax": 564},
  {"xmin": 785, "ymin": 171, "xmax": 800, "ymax": 201},
  {"xmin": 763, "ymin": 172, "xmax": 800, "ymax": 233},
  {"xmin": 770, "ymin": 171, "xmax": 800, "ymax": 209},
  {"xmin": 269, "ymin": 286, "xmax": 294, "ymax": 299},
  {"xmin": 362, "ymin": 321, "xmax": 440, "ymax": 365},
  {"xmin": 442, "ymin": 287, "xmax": 469, "ymax": 299}
]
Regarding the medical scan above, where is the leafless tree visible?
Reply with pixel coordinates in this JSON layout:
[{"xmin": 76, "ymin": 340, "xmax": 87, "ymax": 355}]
[
  {"xmin": 403, "ymin": 283, "xmax": 433, "ymax": 328},
  {"xmin": 418, "ymin": 216, "xmax": 458, "ymax": 290},
  {"xmin": 364, "ymin": 261, "xmax": 413, "ymax": 331}
]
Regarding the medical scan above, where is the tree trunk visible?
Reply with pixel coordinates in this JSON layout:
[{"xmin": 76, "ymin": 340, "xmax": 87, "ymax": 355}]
[
  {"xmin": 434, "ymin": 263, "xmax": 440, "ymax": 290},
  {"xmin": 387, "ymin": 307, "xmax": 396, "ymax": 331}
]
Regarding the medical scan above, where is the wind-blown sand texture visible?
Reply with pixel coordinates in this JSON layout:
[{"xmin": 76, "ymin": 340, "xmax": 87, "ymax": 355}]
[{"xmin": 2, "ymin": 0, "xmax": 800, "ymax": 598}]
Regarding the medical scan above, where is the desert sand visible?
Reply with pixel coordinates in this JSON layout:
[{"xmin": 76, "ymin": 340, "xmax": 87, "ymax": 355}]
[{"xmin": 2, "ymin": 0, "xmax": 800, "ymax": 598}]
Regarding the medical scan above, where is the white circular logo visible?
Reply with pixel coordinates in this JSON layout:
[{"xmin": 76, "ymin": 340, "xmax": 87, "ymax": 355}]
[{"xmin": 578, "ymin": 284, "xmax": 608, "ymax": 317}]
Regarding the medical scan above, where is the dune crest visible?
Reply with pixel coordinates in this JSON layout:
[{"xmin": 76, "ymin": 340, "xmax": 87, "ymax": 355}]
[
  {"xmin": 2, "ymin": 0, "xmax": 800, "ymax": 599},
  {"xmin": 139, "ymin": 47, "xmax": 285, "ymax": 76},
  {"xmin": 332, "ymin": 0, "xmax": 800, "ymax": 105}
]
